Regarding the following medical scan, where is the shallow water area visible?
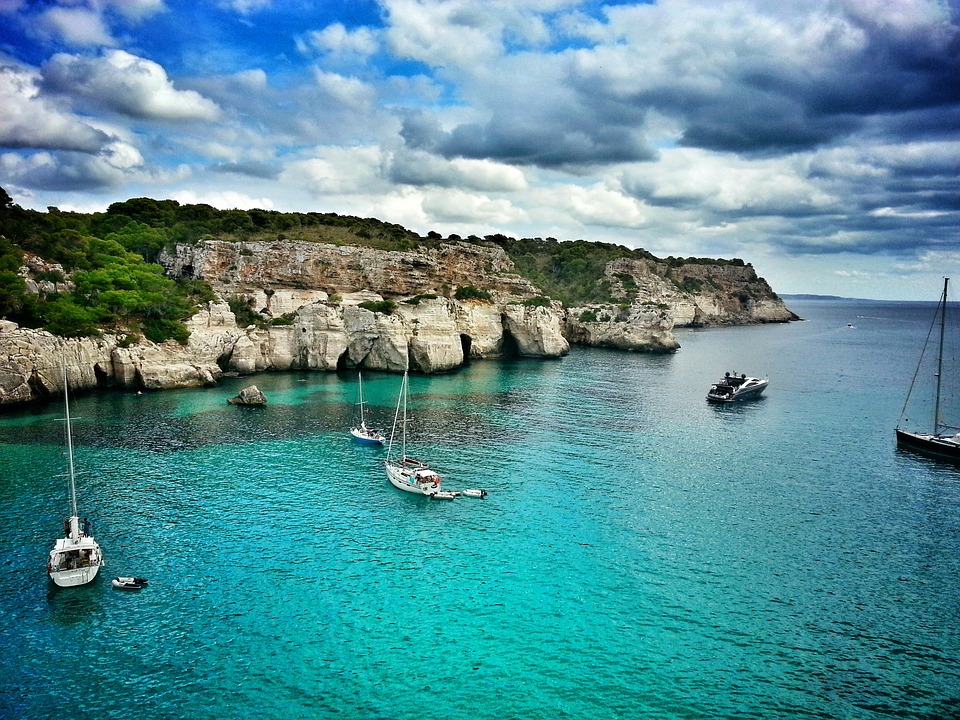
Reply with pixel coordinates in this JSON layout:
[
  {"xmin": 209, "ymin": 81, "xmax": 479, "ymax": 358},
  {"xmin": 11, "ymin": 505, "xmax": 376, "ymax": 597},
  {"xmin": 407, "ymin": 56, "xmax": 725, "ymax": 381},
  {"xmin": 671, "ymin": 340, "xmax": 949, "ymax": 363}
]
[{"xmin": 1, "ymin": 299, "xmax": 959, "ymax": 719}]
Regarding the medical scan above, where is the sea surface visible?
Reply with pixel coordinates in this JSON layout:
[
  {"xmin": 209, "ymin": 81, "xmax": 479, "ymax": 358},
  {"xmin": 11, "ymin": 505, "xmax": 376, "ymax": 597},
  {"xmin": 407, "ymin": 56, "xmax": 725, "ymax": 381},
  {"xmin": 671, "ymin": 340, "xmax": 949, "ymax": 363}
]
[{"xmin": 1, "ymin": 298, "xmax": 959, "ymax": 720}]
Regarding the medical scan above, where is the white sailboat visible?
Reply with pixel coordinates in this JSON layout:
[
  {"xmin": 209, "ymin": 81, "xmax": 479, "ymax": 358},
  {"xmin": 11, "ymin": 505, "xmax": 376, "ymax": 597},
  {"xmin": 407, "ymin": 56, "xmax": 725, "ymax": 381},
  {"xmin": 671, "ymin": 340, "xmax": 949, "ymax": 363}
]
[
  {"xmin": 384, "ymin": 371, "xmax": 450, "ymax": 497},
  {"xmin": 47, "ymin": 361, "xmax": 104, "ymax": 587},
  {"xmin": 350, "ymin": 371, "xmax": 385, "ymax": 445}
]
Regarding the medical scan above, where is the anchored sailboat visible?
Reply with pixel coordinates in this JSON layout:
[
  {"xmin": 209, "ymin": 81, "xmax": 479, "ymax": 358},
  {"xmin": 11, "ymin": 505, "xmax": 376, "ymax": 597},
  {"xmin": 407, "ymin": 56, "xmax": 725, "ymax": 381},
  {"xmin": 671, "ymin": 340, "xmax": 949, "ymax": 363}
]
[
  {"xmin": 895, "ymin": 277, "xmax": 960, "ymax": 462},
  {"xmin": 384, "ymin": 371, "xmax": 450, "ymax": 497},
  {"xmin": 350, "ymin": 371, "xmax": 385, "ymax": 445},
  {"xmin": 47, "ymin": 360, "xmax": 104, "ymax": 587}
]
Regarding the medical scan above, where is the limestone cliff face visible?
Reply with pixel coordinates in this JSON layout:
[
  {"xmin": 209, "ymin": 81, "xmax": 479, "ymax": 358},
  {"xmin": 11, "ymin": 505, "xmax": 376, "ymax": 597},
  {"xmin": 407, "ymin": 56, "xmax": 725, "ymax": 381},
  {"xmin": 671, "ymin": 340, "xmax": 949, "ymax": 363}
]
[
  {"xmin": 0, "ymin": 291, "xmax": 570, "ymax": 403},
  {"xmin": 564, "ymin": 301, "xmax": 681, "ymax": 353},
  {"xmin": 604, "ymin": 257, "xmax": 797, "ymax": 327},
  {"xmin": 0, "ymin": 317, "xmax": 225, "ymax": 404},
  {"xmin": 160, "ymin": 239, "xmax": 574, "ymax": 372},
  {"xmin": 160, "ymin": 239, "xmax": 538, "ymax": 306}
]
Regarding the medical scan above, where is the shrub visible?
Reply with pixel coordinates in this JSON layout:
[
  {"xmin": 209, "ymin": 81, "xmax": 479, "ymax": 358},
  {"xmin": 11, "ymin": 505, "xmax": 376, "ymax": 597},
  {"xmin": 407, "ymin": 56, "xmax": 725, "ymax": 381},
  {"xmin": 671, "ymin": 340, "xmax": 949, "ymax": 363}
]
[
  {"xmin": 454, "ymin": 286, "xmax": 492, "ymax": 301},
  {"xmin": 404, "ymin": 293, "xmax": 439, "ymax": 305},
  {"xmin": 359, "ymin": 299, "xmax": 396, "ymax": 314},
  {"xmin": 270, "ymin": 313, "xmax": 296, "ymax": 326},
  {"xmin": 144, "ymin": 317, "xmax": 190, "ymax": 344},
  {"xmin": 228, "ymin": 296, "xmax": 264, "ymax": 327}
]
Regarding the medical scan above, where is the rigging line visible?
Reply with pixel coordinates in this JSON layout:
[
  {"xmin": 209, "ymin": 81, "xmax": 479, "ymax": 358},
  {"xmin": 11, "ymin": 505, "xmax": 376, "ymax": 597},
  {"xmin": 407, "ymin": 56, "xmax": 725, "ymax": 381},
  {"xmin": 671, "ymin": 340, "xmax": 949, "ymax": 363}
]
[{"xmin": 897, "ymin": 289, "xmax": 943, "ymax": 423}]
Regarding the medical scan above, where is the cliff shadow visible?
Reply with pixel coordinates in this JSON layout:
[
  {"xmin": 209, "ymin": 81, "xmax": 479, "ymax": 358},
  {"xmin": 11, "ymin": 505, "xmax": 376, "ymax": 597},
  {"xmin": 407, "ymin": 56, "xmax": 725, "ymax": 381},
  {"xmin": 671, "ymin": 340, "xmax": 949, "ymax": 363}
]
[{"xmin": 460, "ymin": 334, "xmax": 472, "ymax": 364}]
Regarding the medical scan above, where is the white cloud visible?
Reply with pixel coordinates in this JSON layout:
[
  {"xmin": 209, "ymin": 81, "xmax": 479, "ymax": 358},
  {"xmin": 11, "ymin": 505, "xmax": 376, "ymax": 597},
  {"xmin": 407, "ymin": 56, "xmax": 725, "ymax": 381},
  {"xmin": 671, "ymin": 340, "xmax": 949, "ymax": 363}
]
[
  {"xmin": 388, "ymin": 148, "xmax": 528, "ymax": 192},
  {"xmin": 870, "ymin": 207, "xmax": 948, "ymax": 220},
  {"xmin": 37, "ymin": 6, "xmax": 116, "ymax": 47},
  {"xmin": 103, "ymin": 0, "xmax": 166, "ymax": 22},
  {"xmin": 564, "ymin": 182, "xmax": 649, "ymax": 229},
  {"xmin": 42, "ymin": 50, "xmax": 221, "ymax": 121},
  {"xmin": 217, "ymin": 0, "xmax": 272, "ymax": 15},
  {"xmin": 282, "ymin": 146, "xmax": 385, "ymax": 196},
  {"xmin": 169, "ymin": 189, "xmax": 275, "ymax": 210},
  {"xmin": 383, "ymin": 0, "xmax": 505, "ymax": 68},
  {"xmin": 312, "ymin": 69, "xmax": 376, "ymax": 112},
  {"xmin": 0, "ymin": 62, "xmax": 110, "ymax": 152},
  {"xmin": 2, "ymin": 0, "xmax": 958, "ymax": 300},
  {"xmin": 23, "ymin": 1, "xmax": 167, "ymax": 47},
  {"xmin": 0, "ymin": 146, "xmax": 140, "ymax": 190},
  {"xmin": 621, "ymin": 148, "xmax": 835, "ymax": 215},
  {"xmin": 232, "ymin": 69, "xmax": 268, "ymax": 90},
  {"xmin": 383, "ymin": 0, "xmax": 584, "ymax": 69},
  {"xmin": 304, "ymin": 23, "xmax": 379, "ymax": 57},
  {"xmin": 421, "ymin": 188, "xmax": 527, "ymax": 225}
]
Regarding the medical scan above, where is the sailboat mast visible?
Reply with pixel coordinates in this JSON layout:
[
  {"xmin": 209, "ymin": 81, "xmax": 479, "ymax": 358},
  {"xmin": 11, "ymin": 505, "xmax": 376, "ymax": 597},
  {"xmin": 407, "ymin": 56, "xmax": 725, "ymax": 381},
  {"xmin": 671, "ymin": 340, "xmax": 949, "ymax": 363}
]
[
  {"xmin": 933, "ymin": 277, "xmax": 949, "ymax": 434},
  {"xmin": 61, "ymin": 359, "xmax": 78, "ymax": 519},
  {"xmin": 357, "ymin": 371, "xmax": 365, "ymax": 424},
  {"xmin": 401, "ymin": 371, "xmax": 408, "ymax": 461}
]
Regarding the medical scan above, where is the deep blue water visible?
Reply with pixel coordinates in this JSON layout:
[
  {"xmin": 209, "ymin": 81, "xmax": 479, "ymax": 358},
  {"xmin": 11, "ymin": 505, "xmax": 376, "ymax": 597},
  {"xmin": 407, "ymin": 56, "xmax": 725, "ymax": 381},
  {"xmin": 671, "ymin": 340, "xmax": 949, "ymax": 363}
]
[{"xmin": 1, "ymin": 299, "xmax": 959, "ymax": 719}]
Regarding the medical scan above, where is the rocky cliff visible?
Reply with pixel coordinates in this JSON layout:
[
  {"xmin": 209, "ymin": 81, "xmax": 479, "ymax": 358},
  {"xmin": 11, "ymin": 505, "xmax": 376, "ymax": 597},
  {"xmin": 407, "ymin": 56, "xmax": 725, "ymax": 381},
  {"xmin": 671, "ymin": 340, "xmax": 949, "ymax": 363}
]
[
  {"xmin": 0, "ymin": 293, "xmax": 570, "ymax": 404},
  {"xmin": 0, "ymin": 239, "xmax": 796, "ymax": 405}
]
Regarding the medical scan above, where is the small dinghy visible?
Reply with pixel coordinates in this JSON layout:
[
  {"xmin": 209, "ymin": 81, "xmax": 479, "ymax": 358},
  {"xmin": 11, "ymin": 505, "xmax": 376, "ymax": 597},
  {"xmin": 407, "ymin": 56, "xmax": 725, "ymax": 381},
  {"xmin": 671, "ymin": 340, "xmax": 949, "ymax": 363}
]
[
  {"xmin": 428, "ymin": 491, "xmax": 459, "ymax": 500},
  {"xmin": 462, "ymin": 488, "xmax": 487, "ymax": 498},
  {"xmin": 112, "ymin": 576, "xmax": 148, "ymax": 590}
]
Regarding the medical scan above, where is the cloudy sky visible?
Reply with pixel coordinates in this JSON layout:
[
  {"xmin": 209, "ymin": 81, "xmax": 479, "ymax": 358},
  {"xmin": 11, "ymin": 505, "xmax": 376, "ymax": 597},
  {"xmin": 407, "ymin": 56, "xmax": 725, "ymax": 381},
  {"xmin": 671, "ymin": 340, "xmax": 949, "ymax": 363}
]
[{"xmin": 1, "ymin": 0, "xmax": 958, "ymax": 300}]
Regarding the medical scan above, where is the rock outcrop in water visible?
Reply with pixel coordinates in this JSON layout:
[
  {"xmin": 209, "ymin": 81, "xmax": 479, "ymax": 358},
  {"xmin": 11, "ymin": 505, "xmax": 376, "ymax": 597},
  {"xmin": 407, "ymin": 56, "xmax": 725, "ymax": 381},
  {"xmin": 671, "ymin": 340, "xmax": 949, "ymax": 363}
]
[
  {"xmin": 0, "ymin": 238, "xmax": 796, "ymax": 405},
  {"xmin": 228, "ymin": 385, "xmax": 267, "ymax": 406}
]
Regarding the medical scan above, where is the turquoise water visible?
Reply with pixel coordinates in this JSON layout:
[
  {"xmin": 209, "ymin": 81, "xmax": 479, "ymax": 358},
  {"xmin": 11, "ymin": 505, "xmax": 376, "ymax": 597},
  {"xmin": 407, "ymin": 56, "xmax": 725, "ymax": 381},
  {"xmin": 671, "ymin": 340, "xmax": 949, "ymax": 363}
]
[{"xmin": 2, "ymin": 299, "xmax": 959, "ymax": 719}]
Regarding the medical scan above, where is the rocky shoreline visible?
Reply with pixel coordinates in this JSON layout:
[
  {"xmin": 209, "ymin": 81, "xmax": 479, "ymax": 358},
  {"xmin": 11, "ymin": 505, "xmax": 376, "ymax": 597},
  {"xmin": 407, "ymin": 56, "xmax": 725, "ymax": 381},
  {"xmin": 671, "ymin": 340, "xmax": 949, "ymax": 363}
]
[{"xmin": 0, "ymin": 240, "xmax": 797, "ymax": 406}]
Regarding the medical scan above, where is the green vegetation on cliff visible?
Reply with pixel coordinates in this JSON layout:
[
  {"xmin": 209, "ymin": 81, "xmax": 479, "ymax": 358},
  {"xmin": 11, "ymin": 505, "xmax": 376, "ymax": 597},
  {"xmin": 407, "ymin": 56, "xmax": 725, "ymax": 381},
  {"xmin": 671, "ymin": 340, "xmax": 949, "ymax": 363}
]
[
  {"xmin": 0, "ymin": 188, "xmax": 214, "ymax": 340},
  {"xmin": 482, "ymin": 235, "xmax": 650, "ymax": 305}
]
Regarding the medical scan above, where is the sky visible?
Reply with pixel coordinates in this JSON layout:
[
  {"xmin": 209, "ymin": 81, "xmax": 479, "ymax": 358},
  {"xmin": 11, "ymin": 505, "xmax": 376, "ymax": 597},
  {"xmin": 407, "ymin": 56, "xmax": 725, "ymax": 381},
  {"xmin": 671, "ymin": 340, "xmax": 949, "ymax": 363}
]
[{"xmin": 0, "ymin": 0, "xmax": 958, "ymax": 300}]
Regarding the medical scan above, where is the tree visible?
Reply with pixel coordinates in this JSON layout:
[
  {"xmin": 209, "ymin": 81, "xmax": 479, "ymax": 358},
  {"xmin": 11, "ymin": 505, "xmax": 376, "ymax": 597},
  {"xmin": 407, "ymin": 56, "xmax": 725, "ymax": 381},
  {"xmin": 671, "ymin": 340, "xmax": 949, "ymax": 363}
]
[
  {"xmin": 0, "ymin": 270, "xmax": 26, "ymax": 318},
  {"xmin": 106, "ymin": 197, "xmax": 179, "ymax": 227},
  {"xmin": 105, "ymin": 222, "xmax": 168, "ymax": 263}
]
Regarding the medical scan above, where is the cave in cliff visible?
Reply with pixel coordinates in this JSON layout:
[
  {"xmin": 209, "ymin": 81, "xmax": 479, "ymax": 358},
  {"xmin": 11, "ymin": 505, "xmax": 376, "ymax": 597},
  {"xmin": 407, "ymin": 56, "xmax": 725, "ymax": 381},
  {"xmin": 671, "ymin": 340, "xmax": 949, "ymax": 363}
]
[
  {"xmin": 501, "ymin": 329, "xmax": 520, "ymax": 357},
  {"xmin": 93, "ymin": 363, "xmax": 110, "ymax": 388}
]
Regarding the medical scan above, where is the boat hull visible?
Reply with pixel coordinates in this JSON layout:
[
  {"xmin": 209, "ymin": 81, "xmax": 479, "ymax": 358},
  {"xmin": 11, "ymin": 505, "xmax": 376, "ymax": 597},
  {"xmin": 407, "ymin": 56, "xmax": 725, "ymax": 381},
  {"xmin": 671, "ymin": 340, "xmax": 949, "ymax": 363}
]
[
  {"xmin": 895, "ymin": 428, "xmax": 960, "ymax": 463},
  {"xmin": 707, "ymin": 383, "xmax": 768, "ymax": 403},
  {"xmin": 385, "ymin": 461, "xmax": 442, "ymax": 496},
  {"xmin": 350, "ymin": 428, "xmax": 384, "ymax": 445},
  {"xmin": 50, "ymin": 565, "xmax": 101, "ymax": 588},
  {"xmin": 48, "ymin": 535, "xmax": 104, "ymax": 588}
]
